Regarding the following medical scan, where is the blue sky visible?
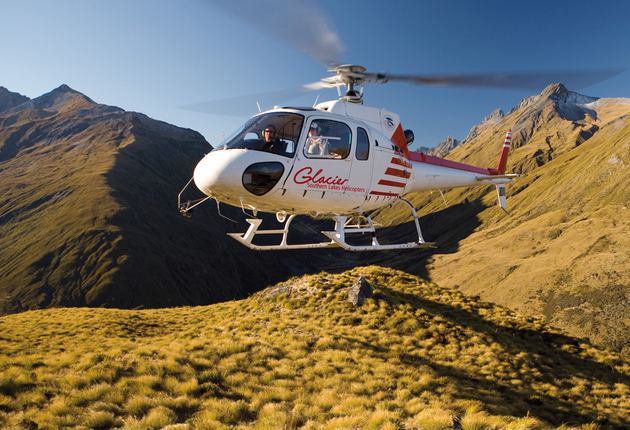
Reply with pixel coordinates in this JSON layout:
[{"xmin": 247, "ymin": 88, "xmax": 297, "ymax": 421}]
[{"xmin": 2, "ymin": 0, "xmax": 629, "ymax": 149}]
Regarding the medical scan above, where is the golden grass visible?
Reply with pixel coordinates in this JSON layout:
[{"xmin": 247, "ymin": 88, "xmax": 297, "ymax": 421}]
[{"xmin": 1, "ymin": 266, "xmax": 629, "ymax": 429}]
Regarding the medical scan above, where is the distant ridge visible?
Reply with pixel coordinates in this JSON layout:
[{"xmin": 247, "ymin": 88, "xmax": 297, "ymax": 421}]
[{"xmin": 416, "ymin": 136, "xmax": 460, "ymax": 158}]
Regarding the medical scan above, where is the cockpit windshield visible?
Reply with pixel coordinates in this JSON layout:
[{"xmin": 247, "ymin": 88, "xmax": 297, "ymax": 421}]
[{"xmin": 213, "ymin": 112, "xmax": 304, "ymax": 158}]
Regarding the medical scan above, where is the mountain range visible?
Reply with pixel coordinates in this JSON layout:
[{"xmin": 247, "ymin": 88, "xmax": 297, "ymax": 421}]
[
  {"xmin": 0, "ymin": 85, "xmax": 327, "ymax": 316},
  {"xmin": 1, "ymin": 83, "xmax": 629, "ymax": 355}
]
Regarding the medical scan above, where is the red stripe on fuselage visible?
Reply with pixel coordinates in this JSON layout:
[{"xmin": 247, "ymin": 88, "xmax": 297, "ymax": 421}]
[
  {"xmin": 391, "ymin": 157, "xmax": 412, "ymax": 169},
  {"xmin": 378, "ymin": 179, "xmax": 406, "ymax": 188},
  {"xmin": 370, "ymin": 191, "xmax": 399, "ymax": 197},
  {"xmin": 385, "ymin": 167, "xmax": 411, "ymax": 179}
]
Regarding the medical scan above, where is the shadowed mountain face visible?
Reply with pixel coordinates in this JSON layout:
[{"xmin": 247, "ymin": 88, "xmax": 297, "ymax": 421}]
[
  {"xmin": 360, "ymin": 83, "xmax": 630, "ymax": 354},
  {"xmin": 0, "ymin": 85, "xmax": 310, "ymax": 315}
]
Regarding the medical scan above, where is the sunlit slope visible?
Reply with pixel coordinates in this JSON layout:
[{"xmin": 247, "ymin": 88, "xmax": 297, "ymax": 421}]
[
  {"xmin": 370, "ymin": 84, "xmax": 630, "ymax": 353},
  {"xmin": 0, "ymin": 85, "xmax": 295, "ymax": 315},
  {"xmin": 1, "ymin": 267, "xmax": 628, "ymax": 429}
]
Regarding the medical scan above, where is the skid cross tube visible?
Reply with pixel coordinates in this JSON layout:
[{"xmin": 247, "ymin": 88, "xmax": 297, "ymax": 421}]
[
  {"xmin": 321, "ymin": 199, "xmax": 433, "ymax": 251},
  {"xmin": 227, "ymin": 214, "xmax": 338, "ymax": 250}
]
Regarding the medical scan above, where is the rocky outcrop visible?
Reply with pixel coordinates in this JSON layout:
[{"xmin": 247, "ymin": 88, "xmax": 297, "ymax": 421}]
[{"xmin": 347, "ymin": 277, "xmax": 373, "ymax": 305}]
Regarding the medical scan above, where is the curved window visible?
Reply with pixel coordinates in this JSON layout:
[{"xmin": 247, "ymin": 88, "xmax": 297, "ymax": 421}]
[
  {"xmin": 304, "ymin": 119, "xmax": 351, "ymax": 159},
  {"xmin": 356, "ymin": 127, "xmax": 370, "ymax": 160},
  {"xmin": 213, "ymin": 112, "xmax": 304, "ymax": 158},
  {"xmin": 242, "ymin": 162, "xmax": 284, "ymax": 196}
]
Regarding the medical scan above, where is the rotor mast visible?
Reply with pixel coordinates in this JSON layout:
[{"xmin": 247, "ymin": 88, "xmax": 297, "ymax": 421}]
[{"xmin": 323, "ymin": 64, "xmax": 389, "ymax": 104}]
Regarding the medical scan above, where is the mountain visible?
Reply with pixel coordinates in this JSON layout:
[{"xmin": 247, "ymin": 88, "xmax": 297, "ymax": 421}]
[
  {"xmin": 0, "ymin": 85, "xmax": 322, "ymax": 316},
  {"xmin": 361, "ymin": 83, "xmax": 630, "ymax": 354}
]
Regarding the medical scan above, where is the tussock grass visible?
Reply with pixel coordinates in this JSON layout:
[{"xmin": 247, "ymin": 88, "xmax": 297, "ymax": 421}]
[{"xmin": 1, "ymin": 266, "xmax": 629, "ymax": 429}]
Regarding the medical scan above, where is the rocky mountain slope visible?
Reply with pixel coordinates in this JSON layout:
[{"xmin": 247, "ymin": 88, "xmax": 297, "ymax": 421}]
[
  {"xmin": 0, "ymin": 85, "xmax": 319, "ymax": 316},
  {"xmin": 362, "ymin": 83, "xmax": 630, "ymax": 354}
]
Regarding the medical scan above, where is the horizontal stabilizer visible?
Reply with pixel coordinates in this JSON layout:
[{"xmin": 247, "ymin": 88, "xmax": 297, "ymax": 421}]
[{"xmin": 475, "ymin": 174, "xmax": 521, "ymax": 181}]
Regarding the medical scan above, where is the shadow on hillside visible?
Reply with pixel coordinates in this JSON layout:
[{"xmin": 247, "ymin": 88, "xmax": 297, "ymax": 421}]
[
  {"xmin": 344, "ymin": 285, "xmax": 630, "ymax": 429},
  {"xmin": 100, "ymin": 122, "xmax": 322, "ymax": 311}
]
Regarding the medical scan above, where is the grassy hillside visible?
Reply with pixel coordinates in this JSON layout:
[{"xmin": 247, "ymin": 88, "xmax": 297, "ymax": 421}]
[{"xmin": 1, "ymin": 267, "xmax": 629, "ymax": 429}]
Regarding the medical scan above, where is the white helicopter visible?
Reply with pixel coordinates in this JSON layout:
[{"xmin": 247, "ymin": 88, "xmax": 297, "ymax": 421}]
[
  {"xmin": 178, "ymin": 1, "xmax": 620, "ymax": 251},
  {"xmin": 178, "ymin": 63, "xmax": 518, "ymax": 251}
]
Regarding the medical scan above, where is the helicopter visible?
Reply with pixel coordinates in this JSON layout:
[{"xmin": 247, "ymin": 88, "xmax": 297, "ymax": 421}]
[
  {"xmin": 178, "ymin": 63, "xmax": 518, "ymax": 251},
  {"xmin": 177, "ymin": 1, "xmax": 621, "ymax": 251}
]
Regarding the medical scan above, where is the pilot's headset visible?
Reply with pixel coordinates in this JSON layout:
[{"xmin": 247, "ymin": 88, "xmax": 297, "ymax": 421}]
[{"xmin": 310, "ymin": 122, "xmax": 319, "ymax": 135}]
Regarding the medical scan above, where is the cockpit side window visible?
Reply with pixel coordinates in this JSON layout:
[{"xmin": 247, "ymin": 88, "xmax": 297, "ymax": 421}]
[
  {"xmin": 213, "ymin": 113, "xmax": 304, "ymax": 158},
  {"xmin": 304, "ymin": 119, "xmax": 352, "ymax": 159},
  {"xmin": 356, "ymin": 127, "xmax": 370, "ymax": 160}
]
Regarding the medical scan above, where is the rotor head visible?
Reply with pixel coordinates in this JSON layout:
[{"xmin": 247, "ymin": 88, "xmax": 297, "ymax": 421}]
[{"xmin": 322, "ymin": 65, "xmax": 388, "ymax": 103}]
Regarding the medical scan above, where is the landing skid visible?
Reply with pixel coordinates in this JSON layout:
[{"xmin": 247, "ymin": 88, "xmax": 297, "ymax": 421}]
[
  {"xmin": 227, "ymin": 198, "xmax": 435, "ymax": 251},
  {"xmin": 228, "ymin": 214, "xmax": 338, "ymax": 250}
]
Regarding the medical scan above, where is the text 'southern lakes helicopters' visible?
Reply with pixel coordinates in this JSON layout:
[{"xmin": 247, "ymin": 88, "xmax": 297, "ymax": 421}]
[{"xmin": 178, "ymin": 1, "xmax": 621, "ymax": 252}]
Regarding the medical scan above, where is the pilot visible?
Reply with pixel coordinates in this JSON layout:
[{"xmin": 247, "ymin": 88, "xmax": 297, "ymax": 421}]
[{"xmin": 263, "ymin": 124, "xmax": 285, "ymax": 154}]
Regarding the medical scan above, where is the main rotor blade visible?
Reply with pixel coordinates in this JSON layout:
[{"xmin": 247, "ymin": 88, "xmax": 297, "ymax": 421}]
[
  {"xmin": 385, "ymin": 68, "xmax": 626, "ymax": 91},
  {"xmin": 208, "ymin": 0, "xmax": 344, "ymax": 66},
  {"xmin": 180, "ymin": 82, "xmax": 332, "ymax": 116}
]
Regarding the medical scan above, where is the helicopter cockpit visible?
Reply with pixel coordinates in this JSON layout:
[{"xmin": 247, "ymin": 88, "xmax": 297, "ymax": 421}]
[{"xmin": 214, "ymin": 112, "xmax": 304, "ymax": 158}]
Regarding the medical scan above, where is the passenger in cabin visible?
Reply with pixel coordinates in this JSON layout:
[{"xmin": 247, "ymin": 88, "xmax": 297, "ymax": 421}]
[{"xmin": 306, "ymin": 122, "xmax": 337, "ymax": 157}]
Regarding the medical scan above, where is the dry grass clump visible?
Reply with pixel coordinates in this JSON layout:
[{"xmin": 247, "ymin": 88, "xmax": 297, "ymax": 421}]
[{"xmin": 1, "ymin": 266, "xmax": 629, "ymax": 429}]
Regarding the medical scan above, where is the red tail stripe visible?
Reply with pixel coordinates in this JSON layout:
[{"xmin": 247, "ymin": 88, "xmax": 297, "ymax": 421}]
[{"xmin": 496, "ymin": 129, "xmax": 512, "ymax": 175}]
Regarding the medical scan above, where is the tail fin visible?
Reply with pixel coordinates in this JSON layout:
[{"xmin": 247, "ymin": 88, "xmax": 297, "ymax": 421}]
[{"xmin": 496, "ymin": 129, "xmax": 512, "ymax": 175}]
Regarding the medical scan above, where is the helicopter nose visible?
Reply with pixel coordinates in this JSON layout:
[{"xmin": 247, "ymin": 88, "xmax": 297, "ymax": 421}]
[
  {"xmin": 193, "ymin": 150, "xmax": 286, "ymax": 200},
  {"xmin": 193, "ymin": 151, "xmax": 244, "ymax": 198}
]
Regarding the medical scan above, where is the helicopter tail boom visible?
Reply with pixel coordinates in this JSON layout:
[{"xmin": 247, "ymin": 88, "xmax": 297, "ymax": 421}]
[
  {"xmin": 408, "ymin": 129, "xmax": 513, "ymax": 176},
  {"xmin": 405, "ymin": 129, "xmax": 520, "ymax": 207}
]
